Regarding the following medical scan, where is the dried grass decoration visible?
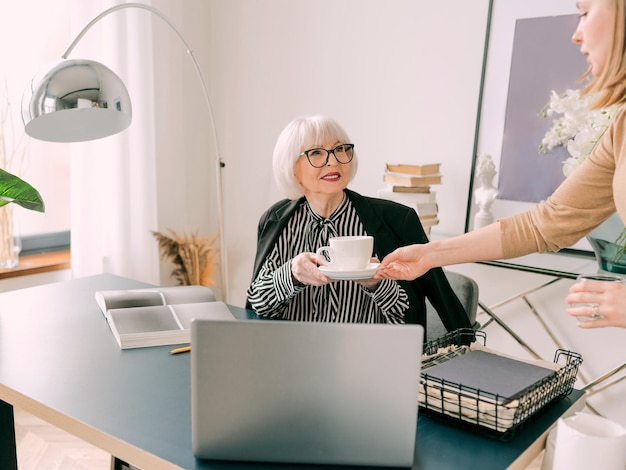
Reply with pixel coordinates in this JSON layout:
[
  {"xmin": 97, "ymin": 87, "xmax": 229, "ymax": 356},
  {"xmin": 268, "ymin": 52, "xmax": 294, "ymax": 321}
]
[{"xmin": 152, "ymin": 229, "xmax": 218, "ymax": 287}]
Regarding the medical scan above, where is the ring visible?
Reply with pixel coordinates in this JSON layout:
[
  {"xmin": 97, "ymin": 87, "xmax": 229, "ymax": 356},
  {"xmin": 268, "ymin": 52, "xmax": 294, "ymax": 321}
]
[{"xmin": 591, "ymin": 304, "xmax": 602, "ymax": 319}]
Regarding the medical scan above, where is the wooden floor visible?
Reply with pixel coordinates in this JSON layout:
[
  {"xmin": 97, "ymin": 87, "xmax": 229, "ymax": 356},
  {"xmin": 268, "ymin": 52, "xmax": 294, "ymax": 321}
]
[{"xmin": 14, "ymin": 407, "xmax": 110, "ymax": 470}]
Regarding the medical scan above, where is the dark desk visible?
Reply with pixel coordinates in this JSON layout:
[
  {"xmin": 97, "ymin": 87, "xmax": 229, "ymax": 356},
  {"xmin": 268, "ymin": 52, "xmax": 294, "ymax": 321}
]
[{"xmin": 0, "ymin": 274, "xmax": 584, "ymax": 470}]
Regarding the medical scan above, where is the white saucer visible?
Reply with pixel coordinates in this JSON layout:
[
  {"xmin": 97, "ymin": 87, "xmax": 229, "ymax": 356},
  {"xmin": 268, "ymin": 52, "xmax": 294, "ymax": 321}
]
[{"xmin": 318, "ymin": 263, "xmax": 380, "ymax": 280}]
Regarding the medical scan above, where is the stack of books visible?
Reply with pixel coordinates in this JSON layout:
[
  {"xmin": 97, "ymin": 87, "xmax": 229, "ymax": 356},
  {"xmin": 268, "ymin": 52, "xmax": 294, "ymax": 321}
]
[{"xmin": 378, "ymin": 162, "xmax": 442, "ymax": 235}]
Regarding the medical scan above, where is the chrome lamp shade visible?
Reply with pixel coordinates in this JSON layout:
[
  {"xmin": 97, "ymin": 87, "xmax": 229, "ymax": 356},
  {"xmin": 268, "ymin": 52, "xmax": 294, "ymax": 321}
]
[
  {"xmin": 21, "ymin": 3, "xmax": 230, "ymax": 303},
  {"xmin": 22, "ymin": 59, "xmax": 132, "ymax": 142}
]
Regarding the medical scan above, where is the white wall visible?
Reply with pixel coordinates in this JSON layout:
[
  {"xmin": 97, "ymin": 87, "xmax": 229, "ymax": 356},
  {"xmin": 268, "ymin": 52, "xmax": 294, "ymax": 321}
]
[
  {"xmin": 175, "ymin": 0, "xmax": 490, "ymax": 305},
  {"xmin": 9, "ymin": 0, "xmax": 489, "ymax": 305}
]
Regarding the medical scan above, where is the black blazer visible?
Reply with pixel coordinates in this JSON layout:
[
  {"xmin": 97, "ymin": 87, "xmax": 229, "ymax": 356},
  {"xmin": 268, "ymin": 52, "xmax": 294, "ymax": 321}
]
[{"xmin": 246, "ymin": 189, "xmax": 472, "ymax": 335}]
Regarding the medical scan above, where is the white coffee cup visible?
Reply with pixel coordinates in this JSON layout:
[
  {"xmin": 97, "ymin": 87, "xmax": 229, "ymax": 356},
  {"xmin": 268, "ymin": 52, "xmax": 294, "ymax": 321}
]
[
  {"xmin": 315, "ymin": 236, "xmax": 373, "ymax": 270},
  {"xmin": 550, "ymin": 413, "xmax": 626, "ymax": 470},
  {"xmin": 573, "ymin": 273, "xmax": 625, "ymax": 321}
]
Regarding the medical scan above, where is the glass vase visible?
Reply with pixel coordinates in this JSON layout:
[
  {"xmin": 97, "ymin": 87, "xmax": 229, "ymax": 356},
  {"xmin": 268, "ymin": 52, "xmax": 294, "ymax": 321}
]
[
  {"xmin": 586, "ymin": 213, "xmax": 626, "ymax": 274},
  {"xmin": 0, "ymin": 205, "xmax": 21, "ymax": 268}
]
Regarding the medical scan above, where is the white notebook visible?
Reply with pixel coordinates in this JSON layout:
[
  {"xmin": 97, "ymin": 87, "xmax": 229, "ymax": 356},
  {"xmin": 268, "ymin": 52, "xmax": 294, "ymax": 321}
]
[{"xmin": 106, "ymin": 301, "xmax": 233, "ymax": 349}]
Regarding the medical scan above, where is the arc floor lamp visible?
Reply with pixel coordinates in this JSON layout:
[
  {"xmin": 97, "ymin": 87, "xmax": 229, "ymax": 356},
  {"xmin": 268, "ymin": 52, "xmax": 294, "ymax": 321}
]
[{"xmin": 22, "ymin": 2, "xmax": 229, "ymax": 301}]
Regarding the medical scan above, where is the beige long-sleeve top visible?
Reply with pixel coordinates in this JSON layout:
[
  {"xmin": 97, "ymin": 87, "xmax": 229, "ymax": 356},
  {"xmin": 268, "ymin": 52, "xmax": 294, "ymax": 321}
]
[{"xmin": 500, "ymin": 107, "xmax": 626, "ymax": 259}]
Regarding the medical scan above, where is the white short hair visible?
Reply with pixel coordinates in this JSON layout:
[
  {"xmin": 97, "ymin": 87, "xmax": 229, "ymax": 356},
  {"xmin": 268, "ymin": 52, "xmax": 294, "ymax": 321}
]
[{"xmin": 272, "ymin": 115, "xmax": 358, "ymax": 199}]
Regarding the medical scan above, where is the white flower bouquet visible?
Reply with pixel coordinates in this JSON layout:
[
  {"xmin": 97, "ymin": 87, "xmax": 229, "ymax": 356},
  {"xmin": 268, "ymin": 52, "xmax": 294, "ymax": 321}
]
[
  {"xmin": 539, "ymin": 88, "xmax": 626, "ymax": 270},
  {"xmin": 539, "ymin": 88, "xmax": 618, "ymax": 176}
]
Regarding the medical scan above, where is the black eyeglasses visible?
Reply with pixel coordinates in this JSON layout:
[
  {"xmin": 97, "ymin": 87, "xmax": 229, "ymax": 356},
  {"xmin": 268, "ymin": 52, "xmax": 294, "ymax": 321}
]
[{"xmin": 299, "ymin": 144, "xmax": 355, "ymax": 168}]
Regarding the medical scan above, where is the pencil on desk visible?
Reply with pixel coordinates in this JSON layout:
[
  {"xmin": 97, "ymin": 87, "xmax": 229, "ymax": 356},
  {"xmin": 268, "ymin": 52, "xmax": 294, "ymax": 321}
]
[{"xmin": 169, "ymin": 345, "xmax": 191, "ymax": 355}]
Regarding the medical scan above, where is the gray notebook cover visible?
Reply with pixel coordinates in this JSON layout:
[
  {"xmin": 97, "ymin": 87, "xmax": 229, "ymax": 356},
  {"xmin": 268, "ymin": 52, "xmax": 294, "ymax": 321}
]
[{"xmin": 422, "ymin": 350, "xmax": 556, "ymax": 403}]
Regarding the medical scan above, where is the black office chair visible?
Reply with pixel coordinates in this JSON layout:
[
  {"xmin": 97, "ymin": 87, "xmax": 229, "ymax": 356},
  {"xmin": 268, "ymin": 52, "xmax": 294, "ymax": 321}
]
[
  {"xmin": 426, "ymin": 270, "xmax": 479, "ymax": 341},
  {"xmin": 426, "ymin": 270, "xmax": 546, "ymax": 359}
]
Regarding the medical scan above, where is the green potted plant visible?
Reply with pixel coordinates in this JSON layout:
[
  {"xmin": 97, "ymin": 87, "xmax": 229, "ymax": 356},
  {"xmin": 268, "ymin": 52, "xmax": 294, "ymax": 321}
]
[
  {"xmin": 0, "ymin": 82, "xmax": 45, "ymax": 268},
  {"xmin": 0, "ymin": 168, "xmax": 44, "ymax": 212},
  {"xmin": 0, "ymin": 81, "xmax": 44, "ymax": 213},
  {"xmin": 0, "ymin": 168, "xmax": 44, "ymax": 268}
]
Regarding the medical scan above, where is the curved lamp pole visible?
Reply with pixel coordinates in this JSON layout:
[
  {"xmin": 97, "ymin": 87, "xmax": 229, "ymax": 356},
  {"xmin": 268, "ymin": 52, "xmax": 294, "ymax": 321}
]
[{"xmin": 22, "ymin": 3, "xmax": 228, "ymax": 301}]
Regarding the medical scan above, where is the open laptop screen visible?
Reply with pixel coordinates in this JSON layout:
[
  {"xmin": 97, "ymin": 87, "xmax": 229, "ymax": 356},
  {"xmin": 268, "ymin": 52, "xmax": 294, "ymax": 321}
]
[{"xmin": 191, "ymin": 319, "xmax": 423, "ymax": 467}]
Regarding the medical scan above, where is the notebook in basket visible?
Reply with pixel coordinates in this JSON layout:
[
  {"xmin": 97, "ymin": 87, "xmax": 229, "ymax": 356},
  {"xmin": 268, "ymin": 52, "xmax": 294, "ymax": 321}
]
[{"xmin": 419, "ymin": 329, "xmax": 582, "ymax": 437}]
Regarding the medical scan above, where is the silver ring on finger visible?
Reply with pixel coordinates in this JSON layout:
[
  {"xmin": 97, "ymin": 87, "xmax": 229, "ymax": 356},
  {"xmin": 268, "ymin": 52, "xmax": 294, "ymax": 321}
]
[{"xmin": 591, "ymin": 304, "xmax": 602, "ymax": 319}]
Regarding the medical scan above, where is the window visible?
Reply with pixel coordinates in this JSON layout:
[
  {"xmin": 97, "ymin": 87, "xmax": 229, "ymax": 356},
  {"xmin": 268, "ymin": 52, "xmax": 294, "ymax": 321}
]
[{"xmin": 4, "ymin": 2, "xmax": 71, "ymax": 254}]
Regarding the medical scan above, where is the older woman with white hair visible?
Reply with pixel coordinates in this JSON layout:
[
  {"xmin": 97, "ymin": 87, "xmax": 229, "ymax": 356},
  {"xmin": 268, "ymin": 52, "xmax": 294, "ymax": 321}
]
[{"xmin": 246, "ymin": 115, "xmax": 471, "ymax": 332}]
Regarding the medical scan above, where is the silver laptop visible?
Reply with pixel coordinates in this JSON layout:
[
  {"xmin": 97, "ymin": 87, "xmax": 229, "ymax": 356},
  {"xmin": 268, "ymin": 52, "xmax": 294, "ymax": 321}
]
[{"xmin": 191, "ymin": 319, "xmax": 423, "ymax": 467}]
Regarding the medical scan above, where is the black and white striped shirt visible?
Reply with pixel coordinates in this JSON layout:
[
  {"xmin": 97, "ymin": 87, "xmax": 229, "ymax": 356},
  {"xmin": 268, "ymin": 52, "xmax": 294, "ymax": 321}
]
[{"xmin": 247, "ymin": 196, "xmax": 409, "ymax": 323}]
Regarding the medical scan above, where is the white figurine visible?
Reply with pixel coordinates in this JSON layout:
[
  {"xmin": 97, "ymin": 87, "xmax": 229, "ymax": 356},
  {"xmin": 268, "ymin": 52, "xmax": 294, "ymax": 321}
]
[{"xmin": 473, "ymin": 154, "xmax": 499, "ymax": 229}]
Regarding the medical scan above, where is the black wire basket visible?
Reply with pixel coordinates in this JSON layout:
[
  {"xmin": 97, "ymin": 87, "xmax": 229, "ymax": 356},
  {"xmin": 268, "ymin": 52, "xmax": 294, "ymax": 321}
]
[{"xmin": 420, "ymin": 328, "xmax": 583, "ymax": 439}]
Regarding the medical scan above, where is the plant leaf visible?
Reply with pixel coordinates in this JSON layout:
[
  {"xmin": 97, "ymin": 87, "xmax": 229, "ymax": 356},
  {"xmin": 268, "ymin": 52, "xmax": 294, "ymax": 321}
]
[{"xmin": 0, "ymin": 168, "xmax": 45, "ymax": 212}]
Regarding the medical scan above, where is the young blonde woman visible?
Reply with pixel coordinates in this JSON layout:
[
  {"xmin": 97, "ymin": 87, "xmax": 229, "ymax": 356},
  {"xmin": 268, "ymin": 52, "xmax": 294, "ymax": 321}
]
[{"xmin": 377, "ymin": 0, "xmax": 626, "ymax": 329}]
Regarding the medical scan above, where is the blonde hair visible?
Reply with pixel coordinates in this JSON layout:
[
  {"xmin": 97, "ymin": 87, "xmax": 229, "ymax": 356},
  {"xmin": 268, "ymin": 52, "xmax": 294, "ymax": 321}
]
[
  {"xmin": 585, "ymin": 0, "xmax": 626, "ymax": 107},
  {"xmin": 272, "ymin": 115, "xmax": 358, "ymax": 199}
]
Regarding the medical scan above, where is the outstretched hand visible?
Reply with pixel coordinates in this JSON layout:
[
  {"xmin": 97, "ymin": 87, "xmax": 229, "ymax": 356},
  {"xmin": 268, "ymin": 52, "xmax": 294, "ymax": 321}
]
[{"xmin": 375, "ymin": 245, "xmax": 431, "ymax": 281}]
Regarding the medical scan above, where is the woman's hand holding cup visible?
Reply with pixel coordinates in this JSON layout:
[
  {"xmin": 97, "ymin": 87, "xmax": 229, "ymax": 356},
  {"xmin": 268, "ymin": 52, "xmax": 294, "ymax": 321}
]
[{"xmin": 566, "ymin": 274, "xmax": 626, "ymax": 328}]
